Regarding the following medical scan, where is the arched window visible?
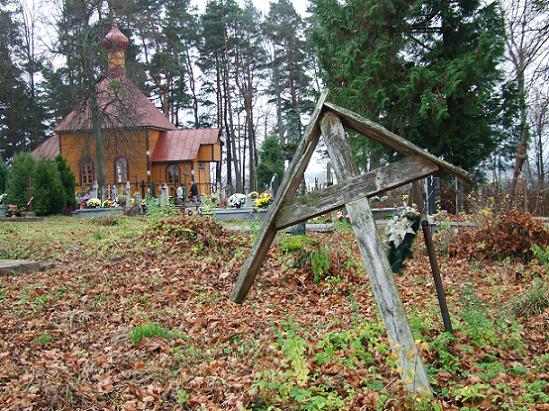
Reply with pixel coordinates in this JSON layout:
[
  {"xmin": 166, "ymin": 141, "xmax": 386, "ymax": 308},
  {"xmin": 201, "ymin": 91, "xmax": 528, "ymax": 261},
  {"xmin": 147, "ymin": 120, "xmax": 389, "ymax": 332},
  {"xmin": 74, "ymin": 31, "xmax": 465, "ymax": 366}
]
[
  {"xmin": 115, "ymin": 156, "xmax": 129, "ymax": 184},
  {"xmin": 80, "ymin": 158, "xmax": 95, "ymax": 186},
  {"xmin": 167, "ymin": 164, "xmax": 180, "ymax": 184}
]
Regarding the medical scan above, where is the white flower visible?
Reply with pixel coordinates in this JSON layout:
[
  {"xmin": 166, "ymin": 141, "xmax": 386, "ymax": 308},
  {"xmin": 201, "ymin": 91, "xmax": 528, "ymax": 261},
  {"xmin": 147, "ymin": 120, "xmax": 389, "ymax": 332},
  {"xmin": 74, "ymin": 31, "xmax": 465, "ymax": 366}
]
[{"xmin": 228, "ymin": 193, "xmax": 246, "ymax": 208}]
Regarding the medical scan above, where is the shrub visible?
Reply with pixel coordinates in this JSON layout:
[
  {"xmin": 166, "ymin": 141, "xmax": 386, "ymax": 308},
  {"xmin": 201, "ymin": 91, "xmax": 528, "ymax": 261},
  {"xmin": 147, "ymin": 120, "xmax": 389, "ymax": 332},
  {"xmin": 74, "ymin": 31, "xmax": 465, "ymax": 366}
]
[
  {"xmin": 449, "ymin": 211, "xmax": 549, "ymax": 262},
  {"xmin": 32, "ymin": 159, "xmax": 66, "ymax": 216},
  {"xmin": 55, "ymin": 155, "xmax": 77, "ymax": 208},
  {"xmin": 5, "ymin": 153, "xmax": 35, "ymax": 208},
  {"xmin": 510, "ymin": 279, "xmax": 549, "ymax": 317}
]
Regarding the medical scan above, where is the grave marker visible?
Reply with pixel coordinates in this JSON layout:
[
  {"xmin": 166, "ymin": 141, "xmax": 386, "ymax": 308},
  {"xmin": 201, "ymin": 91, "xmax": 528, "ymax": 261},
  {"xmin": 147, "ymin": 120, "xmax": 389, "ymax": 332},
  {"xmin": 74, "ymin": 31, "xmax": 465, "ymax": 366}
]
[{"xmin": 230, "ymin": 91, "xmax": 469, "ymax": 395}]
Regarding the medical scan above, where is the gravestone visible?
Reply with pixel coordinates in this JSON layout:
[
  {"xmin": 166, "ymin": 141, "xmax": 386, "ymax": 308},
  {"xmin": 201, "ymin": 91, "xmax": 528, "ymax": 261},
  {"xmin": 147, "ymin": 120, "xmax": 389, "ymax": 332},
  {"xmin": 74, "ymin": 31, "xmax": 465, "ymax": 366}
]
[
  {"xmin": 160, "ymin": 183, "xmax": 169, "ymax": 205},
  {"xmin": 91, "ymin": 181, "xmax": 98, "ymax": 199},
  {"xmin": 125, "ymin": 181, "xmax": 131, "ymax": 208}
]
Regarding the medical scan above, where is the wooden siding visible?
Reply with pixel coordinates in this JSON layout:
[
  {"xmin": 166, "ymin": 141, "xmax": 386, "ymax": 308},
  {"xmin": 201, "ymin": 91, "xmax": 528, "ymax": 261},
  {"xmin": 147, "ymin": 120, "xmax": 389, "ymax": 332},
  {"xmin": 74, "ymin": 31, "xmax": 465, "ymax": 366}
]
[
  {"xmin": 60, "ymin": 130, "xmax": 149, "ymax": 190},
  {"xmin": 196, "ymin": 142, "xmax": 221, "ymax": 162},
  {"xmin": 151, "ymin": 161, "xmax": 212, "ymax": 195}
]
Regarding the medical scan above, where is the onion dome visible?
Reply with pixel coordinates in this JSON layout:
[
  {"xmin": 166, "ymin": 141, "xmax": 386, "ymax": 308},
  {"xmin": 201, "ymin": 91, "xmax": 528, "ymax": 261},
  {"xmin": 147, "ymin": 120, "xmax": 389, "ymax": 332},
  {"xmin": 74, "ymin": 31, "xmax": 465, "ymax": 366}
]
[{"xmin": 101, "ymin": 23, "xmax": 129, "ymax": 52}]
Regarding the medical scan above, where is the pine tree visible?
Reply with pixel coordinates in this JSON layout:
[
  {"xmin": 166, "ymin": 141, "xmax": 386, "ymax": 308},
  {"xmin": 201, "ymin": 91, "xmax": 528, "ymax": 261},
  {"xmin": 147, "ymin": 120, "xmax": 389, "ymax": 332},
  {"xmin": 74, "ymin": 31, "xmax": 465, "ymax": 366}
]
[
  {"xmin": 264, "ymin": 0, "xmax": 314, "ymax": 149},
  {"xmin": 257, "ymin": 135, "xmax": 285, "ymax": 191},
  {"xmin": 5, "ymin": 152, "xmax": 35, "ymax": 208}
]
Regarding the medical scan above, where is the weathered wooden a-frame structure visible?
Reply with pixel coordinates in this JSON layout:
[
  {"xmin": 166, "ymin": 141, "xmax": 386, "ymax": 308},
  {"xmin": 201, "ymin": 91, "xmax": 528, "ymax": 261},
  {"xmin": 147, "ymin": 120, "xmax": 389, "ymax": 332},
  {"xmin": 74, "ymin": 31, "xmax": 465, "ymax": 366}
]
[{"xmin": 230, "ymin": 91, "xmax": 470, "ymax": 395}]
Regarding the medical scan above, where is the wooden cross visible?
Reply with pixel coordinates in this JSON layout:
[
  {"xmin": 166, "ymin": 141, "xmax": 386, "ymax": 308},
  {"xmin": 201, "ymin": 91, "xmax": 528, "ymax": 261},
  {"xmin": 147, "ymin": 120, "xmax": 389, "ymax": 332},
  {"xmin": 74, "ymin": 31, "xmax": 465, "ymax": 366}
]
[{"xmin": 230, "ymin": 91, "xmax": 470, "ymax": 395}]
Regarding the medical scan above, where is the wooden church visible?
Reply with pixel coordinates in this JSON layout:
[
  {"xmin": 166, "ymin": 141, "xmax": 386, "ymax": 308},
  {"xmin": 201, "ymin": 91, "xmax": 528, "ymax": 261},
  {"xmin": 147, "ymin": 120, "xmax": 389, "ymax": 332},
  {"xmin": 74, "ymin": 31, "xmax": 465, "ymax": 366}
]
[{"xmin": 33, "ymin": 24, "xmax": 221, "ymax": 196}]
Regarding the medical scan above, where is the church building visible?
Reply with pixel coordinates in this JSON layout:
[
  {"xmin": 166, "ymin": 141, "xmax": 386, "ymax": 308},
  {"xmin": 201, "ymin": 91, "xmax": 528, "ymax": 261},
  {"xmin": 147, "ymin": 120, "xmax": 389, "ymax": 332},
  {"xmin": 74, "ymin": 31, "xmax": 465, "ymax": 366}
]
[{"xmin": 33, "ymin": 24, "xmax": 221, "ymax": 196}]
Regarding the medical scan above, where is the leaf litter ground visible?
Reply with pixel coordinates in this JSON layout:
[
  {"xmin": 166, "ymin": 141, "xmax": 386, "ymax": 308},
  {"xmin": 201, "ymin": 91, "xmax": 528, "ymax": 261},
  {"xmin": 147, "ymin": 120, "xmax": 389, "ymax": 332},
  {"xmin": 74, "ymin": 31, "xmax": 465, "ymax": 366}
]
[{"xmin": 0, "ymin": 216, "xmax": 547, "ymax": 410}]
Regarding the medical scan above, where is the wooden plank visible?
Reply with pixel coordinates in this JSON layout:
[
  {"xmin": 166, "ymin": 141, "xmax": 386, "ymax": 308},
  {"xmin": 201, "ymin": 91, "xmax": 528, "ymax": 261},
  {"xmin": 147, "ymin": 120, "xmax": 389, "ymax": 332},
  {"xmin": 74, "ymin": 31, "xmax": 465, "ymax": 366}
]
[
  {"xmin": 276, "ymin": 156, "xmax": 438, "ymax": 229},
  {"xmin": 230, "ymin": 91, "xmax": 329, "ymax": 303},
  {"xmin": 323, "ymin": 101, "xmax": 471, "ymax": 181},
  {"xmin": 320, "ymin": 111, "xmax": 432, "ymax": 395}
]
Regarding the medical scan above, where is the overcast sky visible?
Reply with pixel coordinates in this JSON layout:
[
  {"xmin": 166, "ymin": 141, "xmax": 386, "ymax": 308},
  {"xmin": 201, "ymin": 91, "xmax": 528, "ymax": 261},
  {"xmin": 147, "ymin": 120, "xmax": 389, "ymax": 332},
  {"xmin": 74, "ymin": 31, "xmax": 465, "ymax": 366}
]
[{"xmin": 191, "ymin": 0, "xmax": 310, "ymax": 16}]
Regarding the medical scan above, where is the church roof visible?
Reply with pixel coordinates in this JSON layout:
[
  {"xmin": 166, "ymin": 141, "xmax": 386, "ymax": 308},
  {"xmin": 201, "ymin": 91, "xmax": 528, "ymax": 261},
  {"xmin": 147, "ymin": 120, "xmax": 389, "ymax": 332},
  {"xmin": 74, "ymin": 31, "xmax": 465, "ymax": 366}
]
[
  {"xmin": 32, "ymin": 135, "xmax": 59, "ymax": 160},
  {"xmin": 152, "ymin": 129, "xmax": 221, "ymax": 162},
  {"xmin": 54, "ymin": 77, "xmax": 176, "ymax": 133}
]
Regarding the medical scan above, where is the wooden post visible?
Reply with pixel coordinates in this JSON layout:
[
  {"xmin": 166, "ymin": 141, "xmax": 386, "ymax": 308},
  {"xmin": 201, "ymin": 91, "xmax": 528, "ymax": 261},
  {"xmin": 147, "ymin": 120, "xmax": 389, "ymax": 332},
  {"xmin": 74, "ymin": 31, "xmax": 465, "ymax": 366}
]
[
  {"xmin": 320, "ymin": 112, "xmax": 432, "ymax": 395},
  {"xmin": 412, "ymin": 182, "xmax": 453, "ymax": 333}
]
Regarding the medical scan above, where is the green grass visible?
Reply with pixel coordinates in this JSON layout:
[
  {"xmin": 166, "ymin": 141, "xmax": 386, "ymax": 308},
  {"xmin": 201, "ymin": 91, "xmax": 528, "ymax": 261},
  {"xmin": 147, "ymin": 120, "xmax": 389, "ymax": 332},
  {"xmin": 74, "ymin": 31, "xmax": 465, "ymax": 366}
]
[
  {"xmin": 130, "ymin": 322, "xmax": 175, "ymax": 344},
  {"xmin": 35, "ymin": 333, "xmax": 53, "ymax": 345}
]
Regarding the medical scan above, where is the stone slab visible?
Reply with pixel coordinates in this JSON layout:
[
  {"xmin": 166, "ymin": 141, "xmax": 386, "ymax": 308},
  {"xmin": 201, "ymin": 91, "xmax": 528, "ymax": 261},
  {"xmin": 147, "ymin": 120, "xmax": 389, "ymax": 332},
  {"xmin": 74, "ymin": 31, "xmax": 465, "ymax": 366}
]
[
  {"xmin": 213, "ymin": 208, "xmax": 269, "ymax": 222},
  {"xmin": 72, "ymin": 208, "xmax": 124, "ymax": 218},
  {"xmin": 0, "ymin": 260, "xmax": 43, "ymax": 276},
  {"xmin": 0, "ymin": 217, "xmax": 44, "ymax": 223}
]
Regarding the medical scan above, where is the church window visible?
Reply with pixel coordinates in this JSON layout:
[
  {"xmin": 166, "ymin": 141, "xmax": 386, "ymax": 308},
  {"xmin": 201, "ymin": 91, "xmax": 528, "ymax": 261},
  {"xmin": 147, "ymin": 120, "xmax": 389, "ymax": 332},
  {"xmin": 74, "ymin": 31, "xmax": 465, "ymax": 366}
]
[
  {"xmin": 167, "ymin": 164, "xmax": 180, "ymax": 184},
  {"xmin": 115, "ymin": 156, "xmax": 129, "ymax": 184},
  {"xmin": 80, "ymin": 159, "xmax": 94, "ymax": 186}
]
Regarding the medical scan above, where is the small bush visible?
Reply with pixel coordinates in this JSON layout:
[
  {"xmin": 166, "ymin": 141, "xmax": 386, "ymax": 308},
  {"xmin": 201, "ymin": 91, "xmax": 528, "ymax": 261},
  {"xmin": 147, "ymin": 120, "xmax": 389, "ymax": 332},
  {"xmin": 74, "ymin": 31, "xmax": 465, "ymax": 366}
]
[
  {"xmin": 449, "ymin": 211, "xmax": 549, "ymax": 262},
  {"xmin": 311, "ymin": 247, "xmax": 330, "ymax": 284},
  {"xmin": 510, "ymin": 279, "xmax": 549, "ymax": 317},
  {"xmin": 55, "ymin": 155, "xmax": 77, "ymax": 208},
  {"xmin": 5, "ymin": 153, "xmax": 35, "ymax": 208},
  {"xmin": 32, "ymin": 159, "xmax": 66, "ymax": 216},
  {"xmin": 130, "ymin": 322, "xmax": 172, "ymax": 344}
]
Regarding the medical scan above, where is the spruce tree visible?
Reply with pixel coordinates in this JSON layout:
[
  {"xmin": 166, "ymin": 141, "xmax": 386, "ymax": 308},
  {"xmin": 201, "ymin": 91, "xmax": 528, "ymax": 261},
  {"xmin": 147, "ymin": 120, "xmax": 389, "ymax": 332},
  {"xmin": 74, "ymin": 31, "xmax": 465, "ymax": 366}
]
[
  {"xmin": 256, "ymin": 135, "xmax": 285, "ymax": 191},
  {"xmin": 5, "ymin": 153, "xmax": 35, "ymax": 208},
  {"xmin": 310, "ymin": 0, "xmax": 505, "ymax": 172},
  {"xmin": 32, "ymin": 159, "xmax": 66, "ymax": 216},
  {"xmin": 55, "ymin": 155, "xmax": 77, "ymax": 208}
]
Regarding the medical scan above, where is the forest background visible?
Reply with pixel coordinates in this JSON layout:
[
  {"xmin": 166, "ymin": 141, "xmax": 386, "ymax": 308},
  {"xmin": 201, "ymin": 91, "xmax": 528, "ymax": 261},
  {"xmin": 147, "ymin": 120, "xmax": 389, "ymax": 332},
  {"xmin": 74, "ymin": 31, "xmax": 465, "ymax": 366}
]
[{"xmin": 0, "ymin": 0, "xmax": 547, "ymax": 202}]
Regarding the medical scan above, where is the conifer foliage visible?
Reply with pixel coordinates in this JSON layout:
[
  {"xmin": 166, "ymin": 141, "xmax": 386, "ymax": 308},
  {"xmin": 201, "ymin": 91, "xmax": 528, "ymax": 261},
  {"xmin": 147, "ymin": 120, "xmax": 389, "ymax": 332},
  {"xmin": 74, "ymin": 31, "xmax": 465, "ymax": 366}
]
[
  {"xmin": 32, "ymin": 159, "xmax": 66, "ymax": 216},
  {"xmin": 257, "ymin": 135, "xmax": 285, "ymax": 191},
  {"xmin": 310, "ymin": 0, "xmax": 506, "ymax": 172}
]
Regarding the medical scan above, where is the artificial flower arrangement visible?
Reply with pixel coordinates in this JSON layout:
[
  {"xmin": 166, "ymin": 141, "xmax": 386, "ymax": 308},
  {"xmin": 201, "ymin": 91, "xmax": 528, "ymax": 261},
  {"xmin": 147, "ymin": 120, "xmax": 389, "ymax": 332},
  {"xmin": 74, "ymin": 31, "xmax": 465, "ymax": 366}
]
[
  {"xmin": 228, "ymin": 193, "xmax": 246, "ymax": 208},
  {"xmin": 8, "ymin": 204, "xmax": 25, "ymax": 217},
  {"xmin": 86, "ymin": 198, "xmax": 102, "ymax": 208},
  {"xmin": 78, "ymin": 193, "xmax": 91, "ymax": 209},
  {"xmin": 253, "ymin": 191, "xmax": 273, "ymax": 208},
  {"xmin": 0, "ymin": 193, "xmax": 6, "ymax": 205},
  {"xmin": 385, "ymin": 203, "xmax": 421, "ymax": 274},
  {"xmin": 336, "ymin": 211, "xmax": 351, "ymax": 224},
  {"xmin": 249, "ymin": 191, "xmax": 259, "ymax": 200},
  {"xmin": 102, "ymin": 198, "xmax": 119, "ymax": 208}
]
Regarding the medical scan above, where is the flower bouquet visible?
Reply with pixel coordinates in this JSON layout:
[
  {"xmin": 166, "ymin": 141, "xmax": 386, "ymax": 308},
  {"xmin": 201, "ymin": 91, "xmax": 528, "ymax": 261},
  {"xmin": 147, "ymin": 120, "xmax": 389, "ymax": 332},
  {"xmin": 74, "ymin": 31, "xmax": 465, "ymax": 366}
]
[
  {"xmin": 86, "ymin": 198, "xmax": 101, "ymax": 208},
  {"xmin": 254, "ymin": 191, "xmax": 273, "ymax": 208},
  {"xmin": 78, "ymin": 193, "xmax": 91, "ymax": 209},
  {"xmin": 228, "ymin": 193, "xmax": 246, "ymax": 208}
]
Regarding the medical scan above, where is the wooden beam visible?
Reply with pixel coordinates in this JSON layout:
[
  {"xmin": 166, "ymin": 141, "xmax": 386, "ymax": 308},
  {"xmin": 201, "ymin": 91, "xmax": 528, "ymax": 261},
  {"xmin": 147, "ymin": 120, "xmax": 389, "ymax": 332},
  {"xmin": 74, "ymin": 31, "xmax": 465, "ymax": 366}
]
[
  {"xmin": 276, "ymin": 156, "xmax": 438, "ymax": 229},
  {"xmin": 229, "ymin": 91, "xmax": 329, "ymax": 303},
  {"xmin": 323, "ymin": 101, "xmax": 471, "ymax": 181},
  {"xmin": 320, "ymin": 111, "xmax": 432, "ymax": 395}
]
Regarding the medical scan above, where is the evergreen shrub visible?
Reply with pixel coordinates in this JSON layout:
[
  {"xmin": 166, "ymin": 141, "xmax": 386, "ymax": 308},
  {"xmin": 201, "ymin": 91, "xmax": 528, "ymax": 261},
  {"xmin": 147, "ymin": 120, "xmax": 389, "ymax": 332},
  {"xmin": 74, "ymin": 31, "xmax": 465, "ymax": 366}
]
[
  {"xmin": 32, "ymin": 159, "xmax": 66, "ymax": 216},
  {"xmin": 55, "ymin": 155, "xmax": 77, "ymax": 208},
  {"xmin": 5, "ymin": 153, "xmax": 35, "ymax": 208}
]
